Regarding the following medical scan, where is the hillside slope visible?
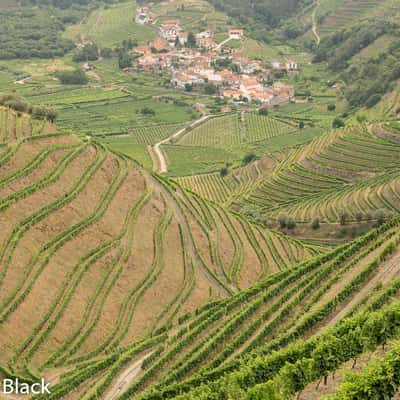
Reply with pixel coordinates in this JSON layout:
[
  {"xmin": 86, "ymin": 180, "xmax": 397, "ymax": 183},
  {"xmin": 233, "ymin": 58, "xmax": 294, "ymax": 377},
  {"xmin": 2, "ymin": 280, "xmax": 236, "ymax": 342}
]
[
  {"xmin": 0, "ymin": 109, "xmax": 321, "ymax": 390},
  {"xmin": 233, "ymin": 122, "xmax": 400, "ymax": 224}
]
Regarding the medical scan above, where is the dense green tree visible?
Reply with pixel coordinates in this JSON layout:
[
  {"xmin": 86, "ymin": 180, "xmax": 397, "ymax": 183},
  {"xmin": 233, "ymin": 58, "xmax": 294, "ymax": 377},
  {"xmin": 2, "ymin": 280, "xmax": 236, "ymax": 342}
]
[{"xmin": 56, "ymin": 69, "xmax": 88, "ymax": 84}]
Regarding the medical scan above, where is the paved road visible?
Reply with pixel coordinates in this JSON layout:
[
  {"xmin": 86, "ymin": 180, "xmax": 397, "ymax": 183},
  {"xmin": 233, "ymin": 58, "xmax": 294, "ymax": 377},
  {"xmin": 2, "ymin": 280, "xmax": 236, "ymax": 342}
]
[{"xmin": 153, "ymin": 115, "xmax": 211, "ymax": 173}]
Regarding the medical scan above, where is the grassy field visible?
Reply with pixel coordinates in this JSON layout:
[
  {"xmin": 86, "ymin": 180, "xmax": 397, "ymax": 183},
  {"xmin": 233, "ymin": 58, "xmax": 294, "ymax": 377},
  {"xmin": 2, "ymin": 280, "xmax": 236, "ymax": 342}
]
[
  {"xmin": 103, "ymin": 138, "xmax": 153, "ymax": 169},
  {"xmin": 63, "ymin": 0, "xmax": 156, "ymax": 46}
]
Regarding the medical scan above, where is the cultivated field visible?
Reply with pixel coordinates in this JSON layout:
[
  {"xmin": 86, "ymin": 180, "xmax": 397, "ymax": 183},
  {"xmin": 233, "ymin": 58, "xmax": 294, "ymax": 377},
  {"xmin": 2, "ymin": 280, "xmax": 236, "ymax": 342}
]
[
  {"xmin": 63, "ymin": 0, "xmax": 156, "ymax": 46},
  {"xmin": 0, "ymin": 109, "xmax": 320, "ymax": 397}
]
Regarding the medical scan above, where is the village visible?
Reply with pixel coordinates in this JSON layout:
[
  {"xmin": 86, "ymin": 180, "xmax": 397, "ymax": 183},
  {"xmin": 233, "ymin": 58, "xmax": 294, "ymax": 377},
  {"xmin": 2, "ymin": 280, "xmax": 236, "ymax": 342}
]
[{"xmin": 131, "ymin": 5, "xmax": 298, "ymax": 108}]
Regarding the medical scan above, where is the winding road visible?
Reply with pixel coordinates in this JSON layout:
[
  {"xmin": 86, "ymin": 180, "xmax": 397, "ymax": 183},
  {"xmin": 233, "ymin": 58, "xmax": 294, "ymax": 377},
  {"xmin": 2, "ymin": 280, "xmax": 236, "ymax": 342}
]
[
  {"xmin": 311, "ymin": 0, "xmax": 321, "ymax": 45},
  {"xmin": 153, "ymin": 115, "xmax": 211, "ymax": 173}
]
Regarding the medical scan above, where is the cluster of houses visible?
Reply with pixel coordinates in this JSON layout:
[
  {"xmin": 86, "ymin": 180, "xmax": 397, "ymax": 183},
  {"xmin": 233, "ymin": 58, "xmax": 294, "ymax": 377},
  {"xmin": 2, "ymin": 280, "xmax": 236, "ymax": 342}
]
[
  {"xmin": 131, "ymin": 7, "xmax": 297, "ymax": 106},
  {"xmin": 135, "ymin": 5, "xmax": 154, "ymax": 25},
  {"xmin": 170, "ymin": 56, "xmax": 295, "ymax": 106}
]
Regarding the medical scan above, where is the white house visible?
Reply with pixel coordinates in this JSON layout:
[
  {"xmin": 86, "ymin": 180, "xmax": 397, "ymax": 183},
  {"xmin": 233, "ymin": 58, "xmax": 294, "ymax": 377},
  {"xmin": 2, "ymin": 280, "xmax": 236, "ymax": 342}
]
[
  {"xmin": 229, "ymin": 28, "xmax": 244, "ymax": 40},
  {"xmin": 285, "ymin": 60, "xmax": 298, "ymax": 71}
]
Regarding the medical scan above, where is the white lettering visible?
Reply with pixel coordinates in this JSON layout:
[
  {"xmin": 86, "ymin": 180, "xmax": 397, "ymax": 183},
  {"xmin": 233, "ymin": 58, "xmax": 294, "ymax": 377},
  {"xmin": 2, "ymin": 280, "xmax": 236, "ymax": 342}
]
[
  {"xmin": 2, "ymin": 378, "xmax": 51, "ymax": 394},
  {"xmin": 2, "ymin": 379, "xmax": 14, "ymax": 394}
]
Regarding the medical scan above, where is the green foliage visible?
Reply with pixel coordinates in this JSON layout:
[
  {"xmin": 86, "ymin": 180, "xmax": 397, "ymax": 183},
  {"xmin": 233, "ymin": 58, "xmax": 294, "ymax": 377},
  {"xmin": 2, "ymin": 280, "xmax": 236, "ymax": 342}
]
[
  {"xmin": 0, "ymin": 6, "xmax": 75, "ymax": 59},
  {"xmin": 311, "ymin": 217, "xmax": 320, "ymax": 230},
  {"xmin": 220, "ymin": 167, "xmax": 229, "ymax": 177},
  {"xmin": 141, "ymin": 107, "xmax": 156, "ymax": 116},
  {"xmin": 314, "ymin": 20, "xmax": 400, "ymax": 108},
  {"xmin": 56, "ymin": 69, "xmax": 89, "ymax": 85},
  {"xmin": 73, "ymin": 43, "xmax": 98, "ymax": 62},
  {"xmin": 242, "ymin": 152, "xmax": 256, "ymax": 165},
  {"xmin": 332, "ymin": 117, "xmax": 345, "ymax": 129},
  {"xmin": 204, "ymin": 83, "xmax": 217, "ymax": 95}
]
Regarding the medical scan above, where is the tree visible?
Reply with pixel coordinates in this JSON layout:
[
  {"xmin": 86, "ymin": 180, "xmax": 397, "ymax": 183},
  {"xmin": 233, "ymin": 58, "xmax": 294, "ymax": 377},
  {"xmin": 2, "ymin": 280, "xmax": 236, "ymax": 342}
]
[
  {"xmin": 375, "ymin": 209, "xmax": 386, "ymax": 226},
  {"xmin": 187, "ymin": 32, "xmax": 196, "ymax": 48},
  {"xmin": 258, "ymin": 108, "xmax": 268, "ymax": 116},
  {"xmin": 287, "ymin": 217, "xmax": 296, "ymax": 230},
  {"xmin": 339, "ymin": 209, "xmax": 348, "ymax": 225},
  {"xmin": 278, "ymin": 214, "xmax": 288, "ymax": 229},
  {"xmin": 220, "ymin": 167, "xmax": 228, "ymax": 177},
  {"xmin": 56, "ymin": 69, "xmax": 88, "ymax": 85},
  {"xmin": 204, "ymin": 83, "xmax": 217, "ymax": 95},
  {"xmin": 101, "ymin": 47, "xmax": 113, "ymax": 58},
  {"xmin": 365, "ymin": 94, "xmax": 382, "ymax": 108},
  {"xmin": 311, "ymin": 217, "xmax": 320, "ymax": 230},
  {"xmin": 141, "ymin": 107, "xmax": 155, "ymax": 116},
  {"xmin": 73, "ymin": 43, "xmax": 98, "ymax": 62},
  {"xmin": 118, "ymin": 52, "xmax": 133, "ymax": 69},
  {"xmin": 332, "ymin": 117, "xmax": 345, "ymax": 129},
  {"xmin": 46, "ymin": 108, "xmax": 58, "ymax": 123},
  {"xmin": 299, "ymin": 121, "xmax": 305, "ymax": 129},
  {"xmin": 242, "ymin": 152, "xmax": 256, "ymax": 165},
  {"xmin": 327, "ymin": 103, "xmax": 336, "ymax": 111}
]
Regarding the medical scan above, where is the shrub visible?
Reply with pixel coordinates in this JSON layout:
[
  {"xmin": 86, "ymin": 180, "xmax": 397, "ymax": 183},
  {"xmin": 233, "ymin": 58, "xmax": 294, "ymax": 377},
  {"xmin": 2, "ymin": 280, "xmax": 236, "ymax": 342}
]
[
  {"xmin": 141, "ymin": 107, "xmax": 155, "ymax": 116},
  {"xmin": 339, "ymin": 209, "xmax": 348, "ymax": 225},
  {"xmin": 365, "ymin": 94, "xmax": 382, "ymax": 108},
  {"xmin": 220, "ymin": 167, "xmax": 228, "ymax": 177},
  {"xmin": 311, "ymin": 217, "xmax": 320, "ymax": 230},
  {"xmin": 327, "ymin": 103, "xmax": 336, "ymax": 111},
  {"xmin": 258, "ymin": 108, "xmax": 268, "ymax": 116},
  {"xmin": 242, "ymin": 152, "xmax": 256, "ymax": 165},
  {"xmin": 332, "ymin": 117, "xmax": 345, "ymax": 129},
  {"xmin": 375, "ymin": 209, "xmax": 386, "ymax": 226},
  {"xmin": 204, "ymin": 83, "xmax": 217, "ymax": 95},
  {"xmin": 56, "ymin": 69, "xmax": 88, "ymax": 85},
  {"xmin": 287, "ymin": 217, "xmax": 296, "ymax": 230},
  {"xmin": 278, "ymin": 214, "xmax": 288, "ymax": 229}
]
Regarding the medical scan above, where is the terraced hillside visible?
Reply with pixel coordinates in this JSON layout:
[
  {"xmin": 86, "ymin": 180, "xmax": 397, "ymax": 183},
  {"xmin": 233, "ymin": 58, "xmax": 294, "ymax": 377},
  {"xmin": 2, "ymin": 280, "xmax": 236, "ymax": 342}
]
[
  {"xmin": 233, "ymin": 122, "xmax": 400, "ymax": 223},
  {"xmin": 32, "ymin": 208, "xmax": 400, "ymax": 399},
  {"xmin": 0, "ymin": 106, "xmax": 57, "ymax": 143},
  {"xmin": 0, "ymin": 110, "xmax": 321, "ymax": 392},
  {"xmin": 314, "ymin": 0, "xmax": 394, "ymax": 37}
]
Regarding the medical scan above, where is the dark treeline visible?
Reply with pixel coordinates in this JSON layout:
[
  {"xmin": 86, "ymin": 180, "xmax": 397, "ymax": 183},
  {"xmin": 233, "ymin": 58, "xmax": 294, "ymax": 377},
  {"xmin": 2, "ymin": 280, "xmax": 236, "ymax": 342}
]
[
  {"xmin": 0, "ymin": 0, "xmax": 122, "ymax": 59},
  {"xmin": 0, "ymin": 7, "xmax": 75, "ymax": 59}
]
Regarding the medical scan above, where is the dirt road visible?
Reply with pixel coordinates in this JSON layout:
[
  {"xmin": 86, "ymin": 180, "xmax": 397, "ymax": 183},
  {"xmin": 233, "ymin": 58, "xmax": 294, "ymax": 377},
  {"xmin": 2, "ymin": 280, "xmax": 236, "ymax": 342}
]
[
  {"xmin": 104, "ymin": 352, "xmax": 153, "ymax": 400},
  {"xmin": 311, "ymin": 0, "xmax": 321, "ymax": 45},
  {"xmin": 153, "ymin": 115, "xmax": 211, "ymax": 173}
]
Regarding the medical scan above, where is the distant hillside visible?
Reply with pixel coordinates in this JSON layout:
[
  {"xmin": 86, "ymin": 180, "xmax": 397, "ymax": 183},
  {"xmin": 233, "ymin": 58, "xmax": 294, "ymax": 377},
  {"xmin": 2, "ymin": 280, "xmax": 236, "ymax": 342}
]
[
  {"xmin": 208, "ymin": 0, "xmax": 314, "ymax": 41},
  {"xmin": 312, "ymin": 18, "xmax": 400, "ymax": 108}
]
